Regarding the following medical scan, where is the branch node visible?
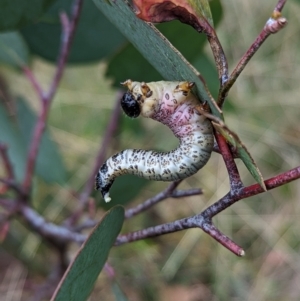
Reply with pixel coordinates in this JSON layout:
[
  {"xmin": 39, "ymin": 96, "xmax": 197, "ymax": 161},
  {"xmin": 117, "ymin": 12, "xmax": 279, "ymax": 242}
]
[{"xmin": 264, "ymin": 14, "xmax": 287, "ymax": 34}]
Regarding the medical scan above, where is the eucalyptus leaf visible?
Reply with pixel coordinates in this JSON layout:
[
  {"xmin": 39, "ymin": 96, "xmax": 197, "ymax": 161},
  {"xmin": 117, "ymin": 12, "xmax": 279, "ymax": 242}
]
[
  {"xmin": 191, "ymin": 0, "xmax": 214, "ymax": 26},
  {"xmin": 0, "ymin": 102, "xmax": 26, "ymax": 182},
  {"xmin": 93, "ymin": 0, "xmax": 222, "ymax": 119},
  {"xmin": 0, "ymin": 32, "xmax": 29, "ymax": 67},
  {"xmin": 0, "ymin": 0, "xmax": 56, "ymax": 31},
  {"xmin": 21, "ymin": 0, "xmax": 126, "ymax": 63},
  {"xmin": 15, "ymin": 97, "xmax": 67, "ymax": 184},
  {"xmin": 51, "ymin": 206, "xmax": 124, "ymax": 301},
  {"xmin": 112, "ymin": 281, "xmax": 129, "ymax": 301}
]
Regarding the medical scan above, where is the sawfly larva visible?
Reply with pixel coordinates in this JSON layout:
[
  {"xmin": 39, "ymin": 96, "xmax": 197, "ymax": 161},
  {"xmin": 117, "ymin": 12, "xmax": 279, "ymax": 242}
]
[{"xmin": 95, "ymin": 80, "xmax": 214, "ymax": 202}]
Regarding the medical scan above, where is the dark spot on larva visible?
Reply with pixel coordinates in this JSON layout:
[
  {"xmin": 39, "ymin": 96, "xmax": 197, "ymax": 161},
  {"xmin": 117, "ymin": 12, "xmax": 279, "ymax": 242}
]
[
  {"xmin": 165, "ymin": 93, "xmax": 170, "ymax": 100},
  {"xmin": 112, "ymin": 154, "xmax": 119, "ymax": 162},
  {"xmin": 100, "ymin": 162, "xmax": 108, "ymax": 174},
  {"xmin": 172, "ymin": 98, "xmax": 177, "ymax": 104},
  {"xmin": 95, "ymin": 171, "xmax": 102, "ymax": 190}
]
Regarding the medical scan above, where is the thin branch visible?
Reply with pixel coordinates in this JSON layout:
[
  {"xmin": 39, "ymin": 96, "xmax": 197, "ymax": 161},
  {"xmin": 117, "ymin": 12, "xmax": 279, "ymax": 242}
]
[
  {"xmin": 125, "ymin": 180, "xmax": 203, "ymax": 219},
  {"xmin": 171, "ymin": 188, "xmax": 203, "ymax": 198},
  {"xmin": 125, "ymin": 180, "xmax": 182, "ymax": 219},
  {"xmin": 6, "ymin": 165, "xmax": 299, "ymax": 254},
  {"xmin": 201, "ymin": 222, "xmax": 245, "ymax": 256},
  {"xmin": 0, "ymin": 143, "xmax": 15, "ymax": 179},
  {"xmin": 206, "ymin": 33, "xmax": 228, "ymax": 86},
  {"xmin": 115, "ymin": 216, "xmax": 192, "ymax": 246},
  {"xmin": 22, "ymin": 67, "xmax": 45, "ymax": 101},
  {"xmin": 22, "ymin": 104, "xmax": 48, "ymax": 195},
  {"xmin": 203, "ymin": 165, "xmax": 300, "ymax": 219},
  {"xmin": 72, "ymin": 185, "xmax": 203, "ymax": 230},
  {"xmin": 214, "ymin": 131, "xmax": 243, "ymax": 191},
  {"xmin": 0, "ymin": 178, "xmax": 24, "ymax": 195},
  {"xmin": 115, "ymin": 165, "xmax": 300, "ymax": 255},
  {"xmin": 46, "ymin": 7, "xmax": 81, "ymax": 103},
  {"xmin": 217, "ymin": 0, "xmax": 288, "ymax": 107},
  {"xmin": 20, "ymin": 204, "xmax": 86, "ymax": 244},
  {"xmin": 275, "ymin": 0, "xmax": 287, "ymax": 12},
  {"xmin": 0, "ymin": 198, "xmax": 16, "ymax": 210},
  {"xmin": 79, "ymin": 92, "xmax": 122, "ymax": 205},
  {"xmin": 22, "ymin": 0, "xmax": 83, "ymax": 195},
  {"xmin": 64, "ymin": 93, "xmax": 122, "ymax": 227}
]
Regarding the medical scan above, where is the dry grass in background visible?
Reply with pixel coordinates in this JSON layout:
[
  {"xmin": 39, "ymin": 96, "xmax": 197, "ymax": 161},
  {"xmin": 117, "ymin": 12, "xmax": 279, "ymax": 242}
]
[{"xmin": 1, "ymin": 0, "xmax": 300, "ymax": 300}]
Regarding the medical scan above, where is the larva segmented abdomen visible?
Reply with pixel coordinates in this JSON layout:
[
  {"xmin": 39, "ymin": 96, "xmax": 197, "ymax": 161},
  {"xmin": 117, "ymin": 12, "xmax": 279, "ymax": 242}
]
[{"xmin": 95, "ymin": 80, "xmax": 214, "ymax": 202}]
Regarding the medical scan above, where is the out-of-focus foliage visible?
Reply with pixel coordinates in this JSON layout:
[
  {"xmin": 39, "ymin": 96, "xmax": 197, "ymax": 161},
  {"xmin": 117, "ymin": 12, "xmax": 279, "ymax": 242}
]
[
  {"xmin": 0, "ymin": 32, "xmax": 29, "ymax": 67},
  {"xmin": 1, "ymin": 1, "xmax": 300, "ymax": 301},
  {"xmin": 0, "ymin": 0, "xmax": 56, "ymax": 31},
  {"xmin": 20, "ymin": 0, "xmax": 127, "ymax": 63},
  {"xmin": 0, "ymin": 96, "xmax": 67, "ymax": 183}
]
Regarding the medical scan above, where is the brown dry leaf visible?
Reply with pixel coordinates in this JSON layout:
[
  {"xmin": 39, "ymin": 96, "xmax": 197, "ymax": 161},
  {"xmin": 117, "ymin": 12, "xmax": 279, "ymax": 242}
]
[{"xmin": 133, "ymin": 0, "xmax": 214, "ymax": 32}]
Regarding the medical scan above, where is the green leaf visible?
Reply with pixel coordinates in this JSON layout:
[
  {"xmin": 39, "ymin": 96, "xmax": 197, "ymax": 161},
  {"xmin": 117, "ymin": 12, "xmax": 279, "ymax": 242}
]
[
  {"xmin": 186, "ymin": 0, "xmax": 213, "ymax": 26},
  {"xmin": 93, "ymin": 0, "xmax": 222, "ymax": 119},
  {"xmin": 15, "ymin": 97, "xmax": 67, "ymax": 184},
  {"xmin": 0, "ymin": 0, "xmax": 56, "ymax": 31},
  {"xmin": 51, "ymin": 206, "xmax": 125, "ymax": 301},
  {"xmin": 213, "ymin": 121, "xmax": 266, "ymax": 191},
  {"xmin": 0, "ymin": 102, "xmax": 26, "ymax": 182},
  {"xmin": 21, "ymin": 0, "xmax": 126, "ymax": 63},
  {"xmin": 112, "ymin": 281, "xmax": 129, "ymax": 301},
  {"xmin": 192, "ymin": 53, "xmax": 219, "ymax": 98},
  {"xmin": 106, "ymin": 20, "xmax": 208, "ymax": 86},
  {"xmin": 107, "ymin": 0, "xmax": 222, "ymax": 88},
  {"xmin": 0, "ymin": 32, "xmax": 29, "ymax": 67}
]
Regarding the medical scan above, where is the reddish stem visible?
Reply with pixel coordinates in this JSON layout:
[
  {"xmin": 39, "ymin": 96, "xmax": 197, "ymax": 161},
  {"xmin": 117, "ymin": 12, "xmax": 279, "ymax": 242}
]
[
  {"xmin": 125, "ymin": 180, "xmax": 181, "ymax": 219},
  {"xmin": 125, "ymin": 180, "xmax": 203, "ymax": 219},
  {"xmin": 204, "ymin": 165, "xmax": 300, "ymax": 219},
  {"xmin": 217, "ymin": 0, "xmax": 288, "ymax": 107},
  {"xmin": 79, "ymin": 92, "xmax": 122, "ymax": 205},
  {"xmin": 22, "ymin": 67, "xmax": 45, "ymax": 101},
  {"xmin": 275, "ymin": 0, "xmax": 287, "ymax": 12},
  {"xmin": 115, "ymin": 165, "xmax": 300, "ymax": 254},
  {"xmin": 214, "ymin": 131, "xmax": 243, "ymax": 190},
  {"xmin": 202, "ymin": 222, "xmax": 245, "ymax": 256},
  {"xmin": 0, "ymin": 143, "xmax": 15, "ymax": 180},
  {"xmin": 22, "ymin": 0, "xmax": 83, "ymax": 195},
  {"xmin": 65, "ymin": 93, "xmax": 122, "ymax": 227},
  {"xmin": 22, "ymin": 103, "xmax": 48, "ymax": 194}
]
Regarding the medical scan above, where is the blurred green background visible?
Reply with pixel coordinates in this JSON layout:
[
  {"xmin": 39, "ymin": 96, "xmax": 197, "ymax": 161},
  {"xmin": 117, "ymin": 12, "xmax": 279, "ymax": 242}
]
[{"xmin": 0, "ymin": 0, "xmax": 300, "ymax": 300}]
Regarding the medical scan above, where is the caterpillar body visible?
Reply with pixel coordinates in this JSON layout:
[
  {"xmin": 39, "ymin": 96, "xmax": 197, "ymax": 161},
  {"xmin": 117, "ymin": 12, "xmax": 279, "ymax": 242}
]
[{"xmin": 95, "ymin": 80, "xmax": 214, "ymax": 202}]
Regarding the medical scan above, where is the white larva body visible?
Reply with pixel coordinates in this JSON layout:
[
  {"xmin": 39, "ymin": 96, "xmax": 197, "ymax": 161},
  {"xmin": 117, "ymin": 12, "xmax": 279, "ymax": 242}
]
[{"xmin": 95, "ymin": 80, "xmax": 214, "ymax": 202}]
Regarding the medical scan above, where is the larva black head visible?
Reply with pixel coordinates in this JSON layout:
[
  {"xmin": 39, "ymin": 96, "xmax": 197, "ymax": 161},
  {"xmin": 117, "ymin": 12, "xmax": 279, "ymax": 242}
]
[{"xmin": 121, "ymin": 92, "xmax": 141, "ymax": 118}]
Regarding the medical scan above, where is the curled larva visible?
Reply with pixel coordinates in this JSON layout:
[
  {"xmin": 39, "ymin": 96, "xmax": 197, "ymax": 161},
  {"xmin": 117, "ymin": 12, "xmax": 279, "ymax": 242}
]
[{"xmin": 95, "ymin": 80, "xmax": 214, "ymax": 202}]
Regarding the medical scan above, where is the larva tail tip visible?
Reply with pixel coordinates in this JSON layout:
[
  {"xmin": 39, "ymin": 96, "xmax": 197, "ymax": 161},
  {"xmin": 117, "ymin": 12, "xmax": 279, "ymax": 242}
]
[{"xmin": 104, "ymin": 193, "xmax": 112, "ymax": 203}]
